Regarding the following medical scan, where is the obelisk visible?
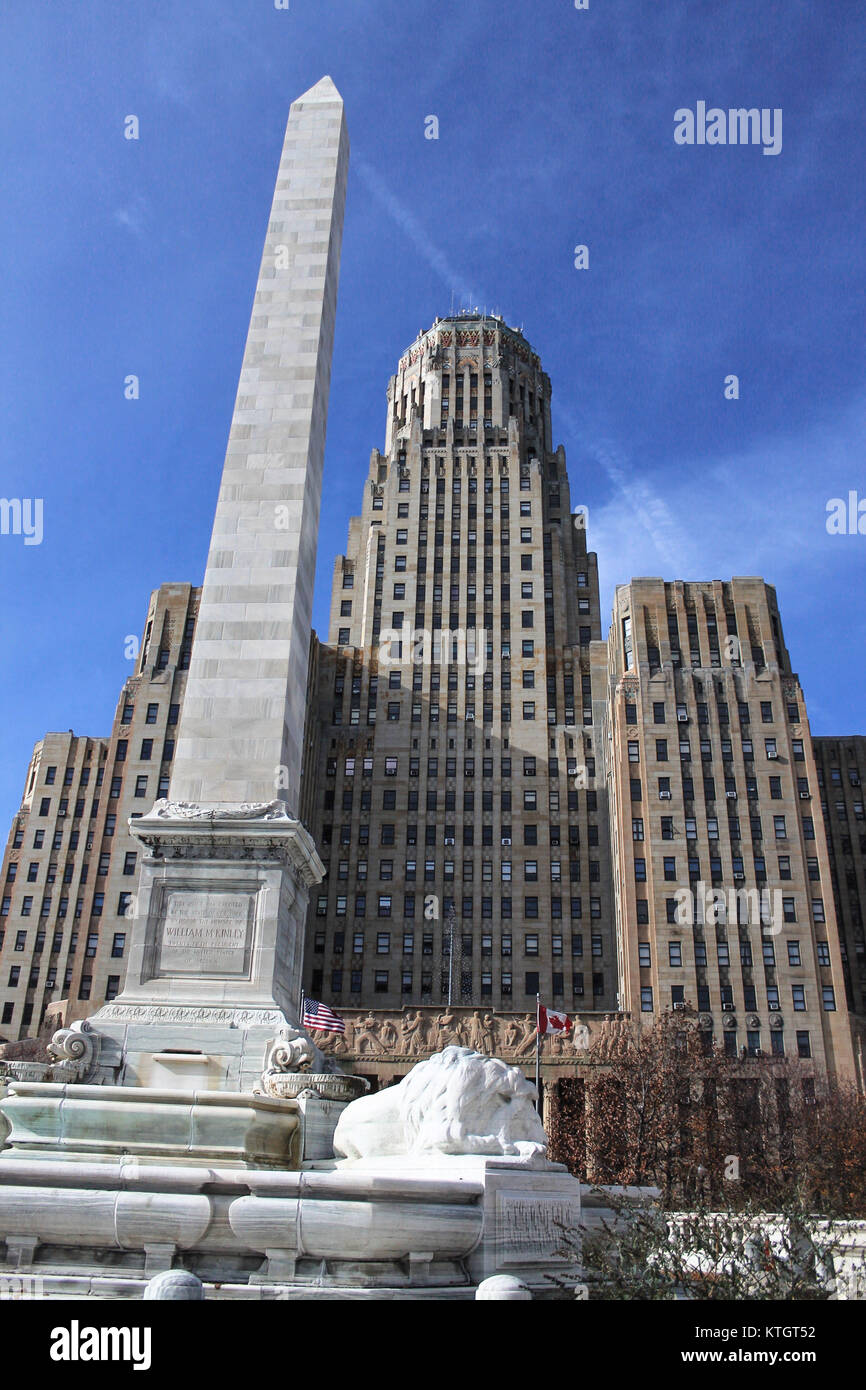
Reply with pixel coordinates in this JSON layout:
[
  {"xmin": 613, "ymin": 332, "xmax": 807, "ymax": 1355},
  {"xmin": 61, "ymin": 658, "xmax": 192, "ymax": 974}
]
[
  {"xmin": 173, "ymin": 74, "xmax": 347, "ymax": 810},
  {"xmin": 86, "ymin": 79, "xmax": 349, "ymax": 1091}
]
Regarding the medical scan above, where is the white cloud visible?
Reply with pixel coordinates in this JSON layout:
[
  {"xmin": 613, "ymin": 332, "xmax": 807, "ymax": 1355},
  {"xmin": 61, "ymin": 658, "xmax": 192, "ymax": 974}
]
[{"xmin": 566, "ymin": 397, "xmax": 866, "ymax": 630}]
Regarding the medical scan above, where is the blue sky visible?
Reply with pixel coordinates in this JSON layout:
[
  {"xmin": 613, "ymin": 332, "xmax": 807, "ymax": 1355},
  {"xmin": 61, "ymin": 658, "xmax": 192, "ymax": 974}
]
[{"xmin": 1, "ymin": 0, "xmax": 864, "ymax": 826}]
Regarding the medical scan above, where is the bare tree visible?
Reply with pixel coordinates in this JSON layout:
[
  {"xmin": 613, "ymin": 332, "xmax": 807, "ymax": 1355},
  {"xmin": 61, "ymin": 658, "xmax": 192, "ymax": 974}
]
[{"xmin": 548, "ymin": 1009, "xmax": 866, "ymax": 1217}]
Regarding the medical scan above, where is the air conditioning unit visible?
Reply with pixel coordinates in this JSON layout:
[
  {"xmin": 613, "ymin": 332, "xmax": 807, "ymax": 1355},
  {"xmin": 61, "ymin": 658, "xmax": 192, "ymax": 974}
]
[
  {"xmin": 768, "ymin": 751, "xmax": 779, "ymax": 759},
  {"xmin": 466, "ymin": 712, "xmax": 475, "ymax": 721},
  {"xmin": 501, "ymin": 837, "xmax": 511, "ymax": 846},
  {"xmin": 672, "ymin": 1001, "xmax": 686, "ymax": 1010},
  {"xmin": 722, "ymin": 1002, "xmax": 735, "ymax": 1012},
  {"xmin": 734, "ymin": 873, "xmax": 745, "ymax": 881},
  {"xmin": 769, "ymin": 1002, "xmax": 780, "ymax": 1011},
  {"xmin": 677, "ymin": 713, "xmax": 689, "ymax": 723},
  {"xmin": 444, "ymin": 837, "xmax": 455, "ymax": 846},
  {"xmin": 799, "ymin": 791, "xmax": 811, "ymax": 800},
  {"xmin": 659, "ymin": 790, "xmax": 672, "ymax": 800},
  {"xmin": 726, "ymin": 791, "xmax": 737, "ymax": 799}
]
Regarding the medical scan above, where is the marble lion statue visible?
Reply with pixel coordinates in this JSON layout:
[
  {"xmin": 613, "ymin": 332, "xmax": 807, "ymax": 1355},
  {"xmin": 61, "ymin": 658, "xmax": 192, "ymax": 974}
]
[{"xmin": 332, "ymin": 1045, "xmax": 548, "ymax": 1160}]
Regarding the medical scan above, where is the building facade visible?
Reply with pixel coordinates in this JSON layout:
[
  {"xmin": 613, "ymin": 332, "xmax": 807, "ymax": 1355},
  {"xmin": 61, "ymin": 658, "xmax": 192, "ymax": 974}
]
[
  {"xmin": 812, "ymin": 737, "xmax": 866, "ymax": 1029},
  {"xmin": 606, "ymin": 578, "xmax": 855, "ymax": 1083},
  {"xmin": 0, "ymin": 583, "xmax": 199, "ymax": 1038},
  {"xmin": 300, "ymin": 313, "xmax": 616, "ymax": 1016}
]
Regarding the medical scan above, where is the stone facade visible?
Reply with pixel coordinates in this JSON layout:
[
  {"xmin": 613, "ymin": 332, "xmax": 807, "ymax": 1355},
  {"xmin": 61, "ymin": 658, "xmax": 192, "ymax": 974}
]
[
  {"xmin": 302, "ymin": 313, "xmax": 616, "ymax": 1016},
  {"xmin": 606, "ymin": 579, "xmax": 856, "ymax": 1084},
  {"xmin": 812, "ymin": 735, "xmax": 866, "ymax": 1069},
  {"xmin": 0, "ymin": 583, "xmax": 199, "ymax": 1041},
  {"xmin": 309, "ymin": 1003, "xmax": 625, "ymax": 1088}
]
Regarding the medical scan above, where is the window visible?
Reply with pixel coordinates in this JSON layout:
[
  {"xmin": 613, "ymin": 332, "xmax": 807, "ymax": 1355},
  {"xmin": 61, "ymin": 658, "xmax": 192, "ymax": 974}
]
[
  {"xmin": 816, "ymin": 941, "xmax": 831, "ymax": 967},
  {"xmin": 796, "ymin": 1031, "xmax": 811, "ymax": 1059},
  {"xmin": 638, "ymin": 942, "xmax": 651, "ymax": 967},
  {"xmin": 374, "ymin": 971, "xmax": 388, "ymax": 993},
  {"xmin": 628, "ymin": 741, "xmax": 640, "ymax": 763},
  {"xmin": 787, "ymin": 940, "xmax": 801, "ymax": 967},
  {"xmin": 641, "ymin": 986, "xmax": 653, "ymax": 1012},
  {"xmin": 668, "ymin": 942, "xmax": 682, "ymax": 967},
  {"xmin": 822, "ymin": 986, "xmax": 836, "ymax": 1011},
  {"xmin": 792, "ymin": 985, "xmax": 806, "ymax": 1011}
]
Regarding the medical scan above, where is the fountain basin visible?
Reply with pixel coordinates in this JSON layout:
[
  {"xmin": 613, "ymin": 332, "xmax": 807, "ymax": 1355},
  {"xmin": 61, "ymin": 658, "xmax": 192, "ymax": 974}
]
[{"xmin": 0, "ymin": 1082, "xmax": 300, "ymax": 1169}]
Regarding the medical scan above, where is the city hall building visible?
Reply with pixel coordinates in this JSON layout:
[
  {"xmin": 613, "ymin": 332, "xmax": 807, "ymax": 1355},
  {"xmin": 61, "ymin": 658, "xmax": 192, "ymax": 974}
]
[{"xmin": 0, "ymin": 314, "xmax": 861, "ymax": 1096}]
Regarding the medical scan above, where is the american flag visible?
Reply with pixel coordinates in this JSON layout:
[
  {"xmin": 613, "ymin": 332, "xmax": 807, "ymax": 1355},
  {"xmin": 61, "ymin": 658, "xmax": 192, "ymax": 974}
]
[{"xmin": 302, "ymin": 997, "xmax": 346, "ymax": 1034}]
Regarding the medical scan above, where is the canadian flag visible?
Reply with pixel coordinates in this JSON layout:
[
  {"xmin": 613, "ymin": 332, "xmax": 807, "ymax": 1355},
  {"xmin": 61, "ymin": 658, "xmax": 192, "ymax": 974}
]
[{"xmin": 537, "ymin": 1004, "xmax": 572, "ymax": 1035}]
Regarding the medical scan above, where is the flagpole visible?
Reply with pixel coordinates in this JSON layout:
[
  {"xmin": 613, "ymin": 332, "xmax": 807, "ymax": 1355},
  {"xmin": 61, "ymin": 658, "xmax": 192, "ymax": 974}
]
[{"xmin": 535, "ymin": 992, "xmax": 541, "ymax": 1117}]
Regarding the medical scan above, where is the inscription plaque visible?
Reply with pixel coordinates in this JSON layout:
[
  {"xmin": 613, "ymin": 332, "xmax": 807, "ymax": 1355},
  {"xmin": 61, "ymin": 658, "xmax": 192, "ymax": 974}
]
[
  {"xmin": 157, "ymin": 890, "xmax": 253, "ymax": 978},
  {"xmin": 494, "ymin": 1191, "xmax": 581, "ymax": 1264}
]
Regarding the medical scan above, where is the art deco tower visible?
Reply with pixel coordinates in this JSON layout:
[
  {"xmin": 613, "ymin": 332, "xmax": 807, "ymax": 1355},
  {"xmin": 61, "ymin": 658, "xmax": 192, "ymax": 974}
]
[{"xmin": 302, "ymin": 314, "xmax": 617, "ymax": 1014}]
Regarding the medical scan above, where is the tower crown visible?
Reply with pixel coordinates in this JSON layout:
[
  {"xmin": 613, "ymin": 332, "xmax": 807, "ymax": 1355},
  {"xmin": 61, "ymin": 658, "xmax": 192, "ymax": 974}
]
[{"xmin": 385, "ymin": 313, "xmax": 550, "ymax": 455}]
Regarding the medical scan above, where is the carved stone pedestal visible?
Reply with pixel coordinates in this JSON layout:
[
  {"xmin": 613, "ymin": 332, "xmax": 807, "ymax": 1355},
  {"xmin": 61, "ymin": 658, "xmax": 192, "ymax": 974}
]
[{"xmin": 71, "ymin": 801, "xmax": 326, "ymax": 1095}]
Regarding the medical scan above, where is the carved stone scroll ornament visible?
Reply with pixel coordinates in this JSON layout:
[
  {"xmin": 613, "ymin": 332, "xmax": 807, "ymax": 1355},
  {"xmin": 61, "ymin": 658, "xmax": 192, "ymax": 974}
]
[
  {"xmin": 261, "ymin": 1026, "xmax": 315, "ymax": 1086},
  {"xmin": 150, "ymin": 799, "xmax": 295, "ymax": 822},
  {"xmin": 47, "ymin": 1019, "xmax": 97, "ymax": 1081}
]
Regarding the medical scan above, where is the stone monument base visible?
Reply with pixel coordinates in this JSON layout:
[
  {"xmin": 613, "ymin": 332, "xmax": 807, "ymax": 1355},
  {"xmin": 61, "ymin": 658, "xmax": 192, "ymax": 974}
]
[{"xmin": 0, "ymin": 1150, "xmax": 582, "ymax": 1298}]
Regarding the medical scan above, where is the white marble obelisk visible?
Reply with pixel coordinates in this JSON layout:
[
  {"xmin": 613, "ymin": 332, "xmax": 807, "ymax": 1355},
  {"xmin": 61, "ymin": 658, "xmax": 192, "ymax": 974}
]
[
  {"xmin": 172, "ymin": 75, "xmax": 348, "ymax": 811},
  {"xmin": 83, "ymin": 80, "xmax": 349, "ymax": 1090}
]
